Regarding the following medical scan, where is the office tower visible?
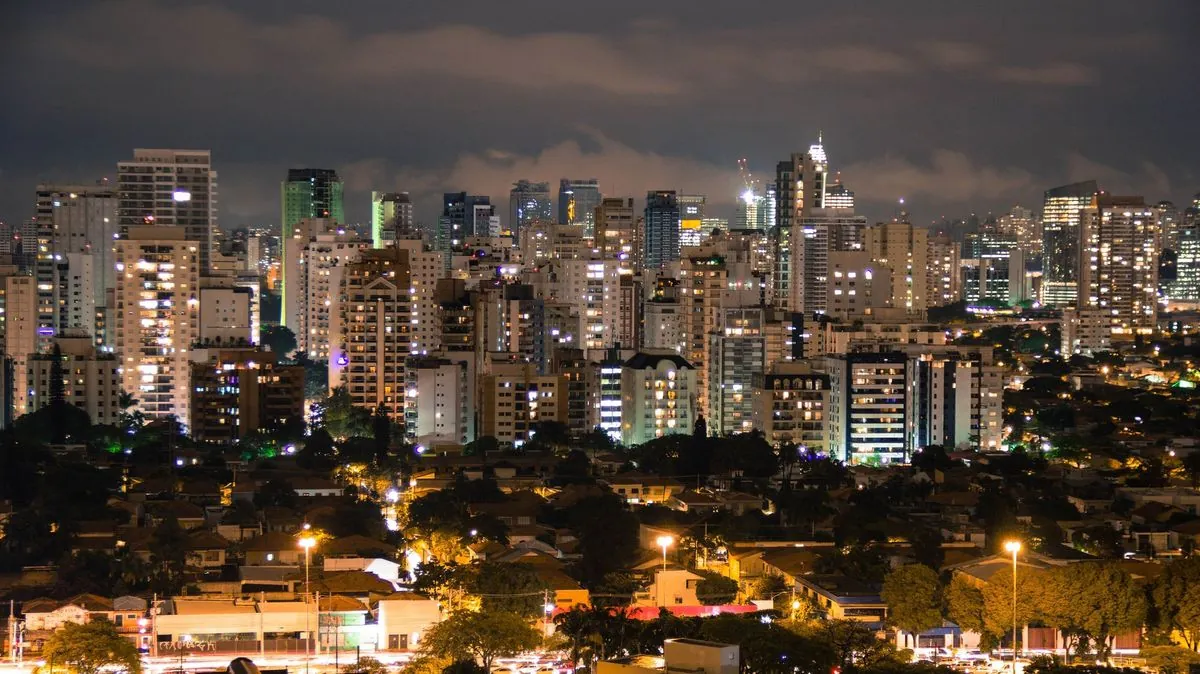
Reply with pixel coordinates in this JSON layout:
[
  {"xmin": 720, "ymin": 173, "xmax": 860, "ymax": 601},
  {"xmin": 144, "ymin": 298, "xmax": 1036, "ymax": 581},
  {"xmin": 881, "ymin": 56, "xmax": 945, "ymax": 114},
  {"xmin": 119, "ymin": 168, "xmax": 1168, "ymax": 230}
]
[
  {"xmin": 327, "ymin": 247, "xmax": 412, "ymax": 420},
  {"xmin": 595, "ymin": 198, "xmax": 639, "ymax": 273},
  {"xmin": 282, "ymin": 169, "xmax": 344, "ymax": 234},
  {"xmin": 774, "ymin": 138, "xmax": 830, "ymax": 309},
  {"xmin": 752, "ymin": 362, "xmax": 830, "ymax": 452},
  {"xmin": 598, "ymin": 348, "xmax": 624, "ymax": 441},
  {"xmin": 1158, "ymin": 200, "xmax": 1181, "ymax": 252},
  {"xmin": 24, "ymin": 336, "xmax": 121, "ymax": 427},
  {"xmin": 34, "ymin": 185, "xmax": 118, "ymax": 346},
  {"xmin": 188, "ymin": 345, "xmax": 304, "ymax": 445},
  {"xmin": 508, "ymin": 180, "xmax": 552, "ymax": 238},
  {"xmin": 735, "ymin": 188, "xmax": 764, "ymax": 231},
  {"xmin": 643, "ymin": 191, "xmax": 681, "ymax": 270},
  {"xmin": 371, "ymin": 191, "xmax": 414, "ymax": 249},
  {"xmin": 707, "ymin": 307, "xmax": 767, "ymax": 435},
  {"xmin": 997, "ymin": 205, "xmax": 1041, "ymax": 257},
  {"xmin": 790, "ymin": 209, "xmax": 867, "ymax": 315},
  {"xmin": 114, "ymin": 227, "xmax": 201, "ymax": 423},
  {"xmin": 965, "ymin": 232, "xmax": 1025, "ymax": 305},
  {"xmin": 825, "ymin": 178, "xmax": 855, "ymax": 211},
  {"xmin": 620, "ymin": 352, "xmax": 697, "ymax": 446},
  {"xmin": 558, "ymin": 179, "xmax": 602, "ymax": 234},
  {"xmin": 678, "ymin": 195, "xmax": 706, "ymax": 249},
  {"xmin": 480, "ymin": 362, "xmax": 566, "ymax": 446},
  {"xmin": 1078, "ymin": 196, "xmax": 1160, "ymax": 336},
  {"xmin": 925, "ymin": 233, "xmax": 962, "ymax": 307},
  {"xmin": 1167, "ymin": 219, "xmax": 1200, "ymax": 305},
  {"xmin": 866, "ymin": 219, "xmax": 929, "ymax": 315},
  {"xmin": 438, "ymin": 192, "xmax": 496, "ymax": 252},
  {"xmin": 117, "ymin": 149, "xmax": 217, "ymax": 272},
  {"xmin": 405, "ymin": 356, "xmax": 471, "ymax": 447},
  {"xmin": 287, "ymin": 225, "xmax": 371, "ymax": 359},
  {"xmin": 825, "ymin": 351, "xmax": 908, "ymax": 465},
  {"xmin": 4, "ymin": 276, "xmax": 39, "ymax": 417},
  {"xmin": 1041, "ymin": 180, "xmax": 1098, "ymax": 307}
]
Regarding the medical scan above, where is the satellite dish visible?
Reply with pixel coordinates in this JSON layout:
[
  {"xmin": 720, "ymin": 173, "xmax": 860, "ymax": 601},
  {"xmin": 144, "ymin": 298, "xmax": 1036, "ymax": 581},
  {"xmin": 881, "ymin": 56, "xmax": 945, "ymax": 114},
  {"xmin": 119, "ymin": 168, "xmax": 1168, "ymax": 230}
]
[{"xmin": 228, "ymin": 658, "xmax": 261, "ymax": 674}]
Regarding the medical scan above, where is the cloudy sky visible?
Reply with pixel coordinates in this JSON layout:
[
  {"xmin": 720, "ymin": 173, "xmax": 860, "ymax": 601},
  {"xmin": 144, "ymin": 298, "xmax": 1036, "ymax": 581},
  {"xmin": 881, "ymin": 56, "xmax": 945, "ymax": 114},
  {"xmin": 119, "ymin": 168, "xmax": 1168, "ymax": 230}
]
[{"xmin": 2, "ymin": 1, "xmax": 1197, "ymax": 228}]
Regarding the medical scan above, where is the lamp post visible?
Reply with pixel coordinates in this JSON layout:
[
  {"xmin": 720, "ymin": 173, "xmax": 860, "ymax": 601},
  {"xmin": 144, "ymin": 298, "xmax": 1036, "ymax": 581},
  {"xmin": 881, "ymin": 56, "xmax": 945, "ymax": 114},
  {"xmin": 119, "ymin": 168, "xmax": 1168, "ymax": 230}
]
[
  {"xmin": 1003, "ymin": 540, "xmax": 1022, "ymax": 674},
  {"xmin": 655, "ymin": 535, "xmax": 674, "ymax": 607},
  {"xmin": 299, "ymin": 534, "xmax": 317, "ymax": 674}
]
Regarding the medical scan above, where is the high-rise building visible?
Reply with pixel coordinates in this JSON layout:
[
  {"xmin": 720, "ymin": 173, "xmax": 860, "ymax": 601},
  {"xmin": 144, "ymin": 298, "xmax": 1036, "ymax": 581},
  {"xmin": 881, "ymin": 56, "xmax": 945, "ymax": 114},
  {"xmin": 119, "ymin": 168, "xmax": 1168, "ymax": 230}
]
[
  {"xmin": 4, "ymin": 275, "xmax": 39, "ymax": 418},
  {"xmin": 1158, "ymin": 200, "xmax": 1181, "ymax": 252},
  {"xmin": 644, "ymin": 191, "xmax": 681, "ymax": 270},
  {"xmin": 595, "ymin": 198, "xmax": 639, "ymax": 273},
  {"xmin": 1041, "ymin": 180, "xmax": 1098, "ymax": 307},
  {"xmin": 393, "ymin": 238, "xmax": 445, "ymax": 356},
  {"xmin": 327, "ymin": 247, "xmax": 413, "ymax": 420},
  {"xmin": 508, "ymin": 180, "xmax": 552, "ymax": 238},
  {"xmin": 997, "ymin": 205, "xmax": 1041, "ymax": 256},
  {"xmin": 1166, "ymin": 218, "xmax": 1200, "ymax": 306},
  {"xmin": 34, "ymin": 185, "xmax": 118, "ymax": 347},
  {"xmin": 752, "ymin": 362, "xmax": 830, "ymax": 453},
  {"xmin": 114, "ymin": 226, "xmax": 201, "ymax": 423},
  {"xmin": 371, "ymin": 192, "xmax": 414, "ymax": 249},
  {"xmin": 774, "ymin": 138, "xmax": 830, "ymax": 309},
  {"xmin": 790, "ymin": 209, "xmax": 868, "ymax": 315},
  {"xmin": 1078, "ymin": 195, "xmax": 1160, "ymax": 337},
  {"xmin": 284, "ymin": 221, "xmax": 371, "ymax": 358},
  {"xmin": 678, "ymin": 195, "xmax": 706, "ymax": 250},
  {"xmin": 405, "ymin": 355, "xmax": 471, "ymax": 447},
  {"xmin": 926, "ymin": 233, "xmax": 962, "ymax": 308},
  {"xmin": 707, "ymin": 307, "xmax": 767, "ymax": 435},
  {"xmin": 866, "ymin": 218, "xmax": 929, "ymax": 315},
  {"xmin": 438, "ymin": 193, "xmax": 496, "ymax": 253},
  {"xmin": 118, "ymin": 149, "xmax": 217, "ymax": 273},
  {"xmin": 825, "ymin": 178, "xmax": 855, "ymax": 211},
  {"xmin": 282, "ymin": 169, "xmax": 344, "ymax": 235},
  {"xmin": 24, "ymin": 336, "xmax": 122, "ymax": 427},
  {"xmin": 188, "ymin": 345, "xmax": 304, "ymax": 445},
  {"xmin": 558, "ymin": 179, "xmax": 602, "ymax": 235},
  {"xmin": 480, "ymin": 362, "xmax": 566, "ymax": 446},
  {"xmin": 826, "ymin": 351, "xmax": 908, "ymax": 465},
  {"xmin": 620, "ymin": 352, "xmax": 697, "ymax": 446}
]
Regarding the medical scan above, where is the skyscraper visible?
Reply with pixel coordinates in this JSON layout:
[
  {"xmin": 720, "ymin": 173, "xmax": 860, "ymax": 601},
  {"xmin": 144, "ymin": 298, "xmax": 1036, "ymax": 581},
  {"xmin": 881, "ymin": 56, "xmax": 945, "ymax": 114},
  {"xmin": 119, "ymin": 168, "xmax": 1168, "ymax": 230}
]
[
  {"xmin": 774, "ymin": 137, "xmax": 830, "ymax": 310},
  {"xmin": 114, "ymin": 226, "xmax": 201, "ymax": 423},
  {"xmin": 117, "ymin": 149, "xmax": 217, "ymax": 272},
  {"xmin": 866, "ymin": 217, "xmax": 929, "ymax": 315},
  {"xmin": 558, "ymin": 179, "xmax": 602, "ymax": 235},
  {"xmin": 1040, "ymin": 180, "xmax": 1098, "ymax": 307},
  {"xmin": 371, "ymin": 191, "xmax": 414, "ymax": 248},
  {"xmin": 282, "ymin": 169, "xmax": 345, "ymax": 234},
  {"xmin": 508, "ymin": 180, "xmax": 552, "ymax": 238},
  {"xmin": 438, "ymin": 192, "xmax": 495, "ymax": 252},
  {"xmin": 644, "ymin": 190, "xmax": 681, "ymax": 269},
  {"xmin": 595, "ymin": 197, "xmax": 639, "ymax": 272},
  {"xmin": 1078, "ymin": 195, "xmax": 1160, "ymax": 336},
  {"xmin": 678, "ymin": 195, "xmax": 706, "ymax": 249}
]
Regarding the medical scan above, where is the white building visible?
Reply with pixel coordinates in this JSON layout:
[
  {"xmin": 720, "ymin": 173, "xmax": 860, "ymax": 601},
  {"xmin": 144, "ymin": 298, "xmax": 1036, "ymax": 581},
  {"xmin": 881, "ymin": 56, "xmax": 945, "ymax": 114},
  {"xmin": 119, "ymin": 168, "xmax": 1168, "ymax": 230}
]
[
  {"xmin": 404, "ymin": 355, "xmax": 471, "ymax": 447},
  {"xmin": 825, "ymin": 351, "xmax": 908, "ymax": 465},
  {"xmin": 117, "ymin": 149, "xmax": 217, "ymax": 272},
  {"xmin": 620, "ymin": 352, "xmax": 698, "ymax": 446}
]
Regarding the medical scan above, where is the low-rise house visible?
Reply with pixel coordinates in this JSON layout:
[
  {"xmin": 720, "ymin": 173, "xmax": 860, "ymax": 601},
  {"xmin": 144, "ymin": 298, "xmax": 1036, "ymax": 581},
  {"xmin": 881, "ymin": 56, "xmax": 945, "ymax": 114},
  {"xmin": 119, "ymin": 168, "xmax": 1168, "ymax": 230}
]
[
  {"xmin": 639, "ymin": 569, "xmax": 704, "ymax": 607},
  {"xmin": 144, "ymin": 500, "xmax": 206, "ymax": 530},
  {"xmin": 794, "ymin": 574, "xmax": 886, "ymax": 624},
  {"xmin": 603, "ymin": 473, "xmax": 684, "ymax": 505},
  {"xmin": 185, "ymin": 530, "xmax": 231, "ymax": 571},
  {"xmin": 243, "ymin": 532, "xmax": 305, "ymax": 566},
  {"xmin": 290, "ymin": 476, "xmax": 344, "ymax": 498},
  {"xmin": 375, "ymin": 592, "xmax": 441, "ymax": 651}
]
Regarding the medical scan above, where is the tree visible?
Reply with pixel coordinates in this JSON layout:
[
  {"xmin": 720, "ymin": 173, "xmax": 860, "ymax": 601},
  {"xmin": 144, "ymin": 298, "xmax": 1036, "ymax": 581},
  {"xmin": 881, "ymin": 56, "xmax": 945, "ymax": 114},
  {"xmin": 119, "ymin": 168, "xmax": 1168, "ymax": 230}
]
[
  {"xmin": 946, "ymin": 576, "xmax": 993, "ymax": 649},
  {"xmin": 699, "ymin": 614, "xmax": 834, "ymax": 674},
  {"xmin": 342, "ymin": 656, "xmax": 389, "ymax": 674},
  {"xmin": 1142, "ymin": 646, "xmax": 1200, "ymax": 674},
  {"xmin": 147, "ymin": 516, "xmax": 188, "ymax": 596},
  {"xmin": 881, "ymin": 565, "xmax": 944, "ymax": 647},
  {"xmin": 1182, "ymin": 453, "xmax": 1200, "ymax": 489},
  {"xmin": 254, "ymin": 478, "xmax": 299, "ymax": 509},
  {"xmin": 565, "ymin": 494, "xmax": 640, "ymax": 585},
  {"xmin": 418, "ymin": 609, "xmax": 540, "ymax": 672},
  {"xmin": 43, "ymin": 619, "xmax": 142, "ymax": 674},
  {"xmin": 799, "ymin": 619, "xmax": 905, "ymax": 672},
  {"xmin": 470, "ymin": 562, "xmax": 549, "ymax": 618},
  {"xmin": 373, "ymin": 404, "xmax": 393, "ymax": 463},
  {"xmin": 694, "ymin": 570, "xmax": 738, "ymax": 605},
  {"xmin": 1153, "ymin": 557, "xmax": 1200, "ymax": 651},
  {"xmin": 1039, "ymin": 563, "xmax": 1146, "ymax": 660},
  {"xmin": 261, "ymin": 325, "xmax": 298, "ymax": 357}
]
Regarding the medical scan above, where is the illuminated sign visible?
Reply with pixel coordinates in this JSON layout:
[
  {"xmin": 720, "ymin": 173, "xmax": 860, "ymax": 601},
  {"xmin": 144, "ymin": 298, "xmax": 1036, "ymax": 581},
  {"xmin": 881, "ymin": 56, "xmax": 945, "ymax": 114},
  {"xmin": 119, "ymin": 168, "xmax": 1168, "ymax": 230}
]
[{"xmin": 681, "ymin": 219, "xmax": 701, "ymax": 230}]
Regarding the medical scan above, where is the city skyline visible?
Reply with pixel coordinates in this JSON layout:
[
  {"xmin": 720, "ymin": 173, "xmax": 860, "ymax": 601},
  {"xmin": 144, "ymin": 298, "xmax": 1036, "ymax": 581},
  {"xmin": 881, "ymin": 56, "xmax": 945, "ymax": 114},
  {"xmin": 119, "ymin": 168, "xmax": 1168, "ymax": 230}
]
[{"xmin": 1, "ymin": 1, "xmax": 1197, "ymax": 229}]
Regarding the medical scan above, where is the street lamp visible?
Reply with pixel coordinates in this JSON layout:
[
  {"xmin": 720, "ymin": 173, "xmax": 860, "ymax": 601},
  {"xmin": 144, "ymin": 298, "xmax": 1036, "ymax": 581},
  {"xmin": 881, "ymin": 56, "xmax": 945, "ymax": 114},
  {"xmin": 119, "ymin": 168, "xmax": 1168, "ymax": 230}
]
[
  {"xmin": 656, "ymin": 535, "xmax": 674, "ymax": 571},
  {"xmin": 299, "ymin": 535, "xmax": 317, "ymax": 674},
  {"xmin": 1003, "ymin": 540, "xmax": 1022, "ymax": 674},
  {"xmin": 655, "ymin": 535, "xmax": 674, "ymax": 607}
]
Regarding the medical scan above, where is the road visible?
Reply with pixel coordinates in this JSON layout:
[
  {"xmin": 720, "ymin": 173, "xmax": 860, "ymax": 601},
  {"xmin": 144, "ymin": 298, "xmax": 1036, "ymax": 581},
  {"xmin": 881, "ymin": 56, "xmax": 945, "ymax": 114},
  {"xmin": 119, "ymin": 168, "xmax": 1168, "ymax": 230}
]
[{"xmin": 0, "ymin": 652, "xmax": 572, "ymax": 674}]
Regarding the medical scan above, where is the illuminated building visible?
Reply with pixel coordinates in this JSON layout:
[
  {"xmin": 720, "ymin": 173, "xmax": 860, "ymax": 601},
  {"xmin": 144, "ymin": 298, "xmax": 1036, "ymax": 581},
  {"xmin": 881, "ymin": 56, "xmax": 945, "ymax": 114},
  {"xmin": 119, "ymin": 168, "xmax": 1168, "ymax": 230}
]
[
  {"xmin": 4, "ymin": 275, "xmax": 40, "ymax": 417},
  {"xmin": 825, "ymin": 251, "xmax": 891, "ymax": 320},
  {"xmin": 997, "ymin": 205, "xmax": 1041, "ymax": 256},
  {"xmin": 907, "ymin": 347, "xmax": 1003, "ymax": 452},
  {"xmin": 789, "ymin": 206, "xmax": 866, "ymax": 315},
  {"xmin": 707, "ymin": 307, "xmax": 767, "ymax": 435},
  {"xmin": 824, "ymin": 179, "xmax": 855, "ymax": 210},
  {"xmin": 964, "ymin": 232, "xmax": 1023, "ymax": 305},
  {"xmin": 280, "ymin": 169, "xmax": 344, "ymax": 320},
  {"xmin": 117, "ymin": 149, "xmax": 217, "ymax": 273},
  {"xmin": 558, "ymin": 179, "xmax": 601, "ymax": 236},
  {"xmin": 1158, "ymin": 200, "xmax": 1180, "ymax": 252},
  {"xmin": 327, "ymin": 247, "xmax": 412, "ymax": 420},
  {"xmin": 188, "ymin": 345, "xmax": 304, "ymax": 445},
  {"xmin": 925, "ymin": 233, "xmax": 962, "ymax": 307},
  {"xmin": 1078, "ymin": 195, "xmax": 1160, "ymax": 336},
  {"xmin": 678, "ymin": 194, "xmax": 706, "ymax": 249},
  {"xmin": 25, "ymin": 336, "xmax": 122, "ymax": 427},
  {"xmin": 644, "ymin": 298, "xmax": 684, "ymax": 354},
  {"xmin": 1166, "ymin": 220, "xmax": 1200, "ymax": 306},
  {"xmin": 371, "ymin": 191, "xmax": 414, "ymax": 249},
  {"xmin": 595, "ymin": 197, "xmax": 640, "ymax": 273},
  {"xmin": 391, "ymin": 238, "xmax": 445, "ymax": 355},
  {"xmin": 774, "ymin": 136, "xmax": 829, "ymax": 310},
  {"xmin": 752, "ymin": 363, "xmax": 829, "ymax": 453},
  {"xmin": 518, "ymin": 222, "xmax": 585, "ymax": 265},
  {"xmin": 114, "ymin": 226, "xmax": 200, "ymax": 423},
  {"xmin": 825, "ymin": 351, "xmax": 907, "ymax": 465},
  {"xmin": 1040, "ymin": 180, "xmax": 1098, "ymax": 307},
  {"xmin": 480, "ymin": 362, "xmax": 567, "ymax": 446},
  {"xmin": 34, "ymin": 184, "xmax": 117, "ymax": 347},
  {"xmin": 437, "ymin": 193, "xmax": 496, "ymax": 253},
  {"xmin": 643, "ymin": 190, "xmax": 682, "ymax": 269},
  {"xmin": 620, "ymin": 352, "xmax": 697, "ymax": 446},
  {"xmin": 598, "ymin": 347, "xmax": 624, "ymax": 441},
  {"xmin": 508, "ymin": 180, "xmax": 552, "ymax": 238},
  {"xmin": 866, "ymin": 218, "xmax": 928, "ymax": 315},
  {"xmin": 405, "ymin": 355, "xmax": 471, "ymax": 447},
  {"xmin": 285, "ymin": 223, "xmax": 371, "ymax": 359},
  {"xmin": 198, "ymin": 286, "xmax": 254, "ymax": 344}
]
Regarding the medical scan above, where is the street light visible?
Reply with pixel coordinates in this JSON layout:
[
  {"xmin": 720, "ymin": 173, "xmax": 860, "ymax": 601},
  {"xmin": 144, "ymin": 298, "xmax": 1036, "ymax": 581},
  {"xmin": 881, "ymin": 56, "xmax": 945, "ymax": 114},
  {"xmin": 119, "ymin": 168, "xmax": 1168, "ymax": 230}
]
[
  {"xmin": 656, "ymin": 535, "xmax": 674, "ymax": 571},
  {"xmin": 1003, "ymin": 540, "xmax": 1022, "ymax": 674},
  {"xmin": 299, "ymin": 535, "xmax": 317, "ymax": 674},
  {"xmin": 655, "ymin": 535, "xmax": 674, "ymax": 608}
]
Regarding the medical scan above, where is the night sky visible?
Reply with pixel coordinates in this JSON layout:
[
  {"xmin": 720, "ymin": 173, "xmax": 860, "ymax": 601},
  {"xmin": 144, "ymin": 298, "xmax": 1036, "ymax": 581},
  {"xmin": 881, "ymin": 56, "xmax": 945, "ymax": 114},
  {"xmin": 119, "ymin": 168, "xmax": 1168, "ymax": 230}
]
[{"xmin": 2, "ymin": 0, "xmax": 1197, "ymax": 228}]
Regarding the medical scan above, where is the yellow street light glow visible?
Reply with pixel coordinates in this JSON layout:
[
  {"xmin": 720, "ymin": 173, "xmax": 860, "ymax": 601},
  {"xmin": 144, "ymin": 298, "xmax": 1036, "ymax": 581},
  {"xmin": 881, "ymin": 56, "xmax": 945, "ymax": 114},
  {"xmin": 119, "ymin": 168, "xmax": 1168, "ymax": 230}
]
[
  {"xmin": 655, "ymin": 535, "xmax": 674, "ymax": 548},
  {"xmin": 299, "ymin": 536, "xmax": 316, "ymax": 550},
  {"xmin": 1003, "ymin": 540, "xmax": 1021, "ymax": 554}
]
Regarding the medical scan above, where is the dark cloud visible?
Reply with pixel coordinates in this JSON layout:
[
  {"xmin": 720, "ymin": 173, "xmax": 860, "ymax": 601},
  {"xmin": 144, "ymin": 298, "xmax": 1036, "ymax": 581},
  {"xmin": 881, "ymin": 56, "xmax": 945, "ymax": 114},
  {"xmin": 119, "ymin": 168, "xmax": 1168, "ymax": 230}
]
[{"xmin": 0, "ymin": 0, "xmax": 1196, "ymax": 227}]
